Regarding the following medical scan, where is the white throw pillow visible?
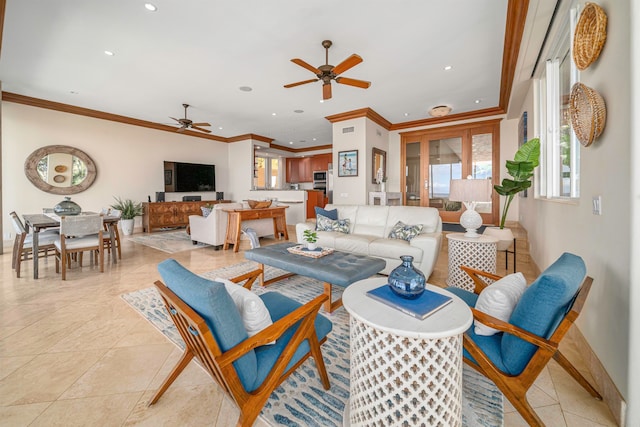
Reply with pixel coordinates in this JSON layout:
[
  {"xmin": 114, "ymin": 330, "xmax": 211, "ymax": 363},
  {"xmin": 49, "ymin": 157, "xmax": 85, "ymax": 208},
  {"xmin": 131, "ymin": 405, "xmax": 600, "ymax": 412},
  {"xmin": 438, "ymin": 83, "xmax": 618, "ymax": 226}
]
[
  {"xmin": 216, "ymin": 277, "xmax": 274, "ymax": 343},
  {"xmin": 474, "ymin": 272, "xmax": 527, "ymax": 336}
]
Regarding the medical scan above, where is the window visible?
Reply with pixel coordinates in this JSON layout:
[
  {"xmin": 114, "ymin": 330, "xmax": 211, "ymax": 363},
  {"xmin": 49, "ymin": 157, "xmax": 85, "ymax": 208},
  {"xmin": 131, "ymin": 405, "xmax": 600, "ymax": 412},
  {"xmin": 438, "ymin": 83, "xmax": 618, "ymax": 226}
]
[
  {"xmin": 536, "ymin": 3, "xmax": 580, "ymax": 200},
  {"xmin": 254, "ymin": 156, "xmax": 280, "ymax": 189}
]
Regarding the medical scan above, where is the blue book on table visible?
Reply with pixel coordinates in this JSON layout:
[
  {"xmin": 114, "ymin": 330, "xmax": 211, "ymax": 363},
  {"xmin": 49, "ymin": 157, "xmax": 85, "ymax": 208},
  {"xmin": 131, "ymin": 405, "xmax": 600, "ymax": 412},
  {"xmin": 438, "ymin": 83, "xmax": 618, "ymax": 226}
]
[{"xmin": 366, "ymin": 285, "xmax": 453, "ymax": 320}]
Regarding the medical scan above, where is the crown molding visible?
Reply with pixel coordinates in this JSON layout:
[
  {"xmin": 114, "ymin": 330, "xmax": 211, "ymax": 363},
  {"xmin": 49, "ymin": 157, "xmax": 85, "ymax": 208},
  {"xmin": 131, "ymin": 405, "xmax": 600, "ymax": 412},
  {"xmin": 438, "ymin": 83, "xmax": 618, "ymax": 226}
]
[
  {"xmin": 270, "ymin": 143, "xmax": 333, "ymax": 153},
  {"xmin": 227, "ymin": 134, "xmax": 273, "ymax": 143},
  {"xmin": 391, "ymin": 107, "xmax": 506, "ymax": 131},
  {"xmin": 325, "ymin": 108, "xmax": 392, "ymax": 130}
]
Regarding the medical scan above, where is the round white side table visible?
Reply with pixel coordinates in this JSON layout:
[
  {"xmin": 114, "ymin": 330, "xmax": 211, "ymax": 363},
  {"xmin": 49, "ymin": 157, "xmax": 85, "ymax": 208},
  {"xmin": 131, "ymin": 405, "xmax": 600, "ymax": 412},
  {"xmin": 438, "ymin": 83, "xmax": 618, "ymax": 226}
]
[
  {"xmin": 446, "ymin": 233, "xmax": 498, "ymax": 291},
  {"xmin": 342, "ymin": 277, "xmax": 473, "ymax": 427}
]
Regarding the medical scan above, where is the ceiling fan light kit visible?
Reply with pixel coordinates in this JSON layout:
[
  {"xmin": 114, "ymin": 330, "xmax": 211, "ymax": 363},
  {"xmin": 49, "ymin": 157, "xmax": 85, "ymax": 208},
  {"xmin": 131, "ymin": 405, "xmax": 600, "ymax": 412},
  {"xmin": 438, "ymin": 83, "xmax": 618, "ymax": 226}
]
[
  {"xmin": 284, "ymin": 40, "xmax": 371, "ymax": 100},
  {"xmin": 428, "ymin": 105, "xmax": 452, "ymax": 117}
]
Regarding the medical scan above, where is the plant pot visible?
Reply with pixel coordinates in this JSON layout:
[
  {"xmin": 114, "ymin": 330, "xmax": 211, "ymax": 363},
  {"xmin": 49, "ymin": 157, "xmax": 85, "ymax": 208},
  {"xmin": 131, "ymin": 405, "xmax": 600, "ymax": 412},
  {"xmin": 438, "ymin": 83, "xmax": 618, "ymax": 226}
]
[
  {"xmin": 306, "ymin": 242, "xmax": 317, "ymax": 251},
  {"xmin": 120, "ymin": 218, "xmax": 135, "ymax": 236},
  {"xmin": 483, "ymin": 226, "xmax": 514, "ymax": 251}
]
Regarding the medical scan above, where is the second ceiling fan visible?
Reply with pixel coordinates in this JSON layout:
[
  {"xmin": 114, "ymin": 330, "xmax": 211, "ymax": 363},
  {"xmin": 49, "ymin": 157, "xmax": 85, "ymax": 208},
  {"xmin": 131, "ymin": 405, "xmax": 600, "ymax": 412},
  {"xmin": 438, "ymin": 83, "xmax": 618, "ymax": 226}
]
[
  {"xmin": 284, "ymin": 40, "xmax": 371, "ymax": 100},
  {"xmin": 169, "ymin": 104, "xmax": 211, "ymax": 133}
]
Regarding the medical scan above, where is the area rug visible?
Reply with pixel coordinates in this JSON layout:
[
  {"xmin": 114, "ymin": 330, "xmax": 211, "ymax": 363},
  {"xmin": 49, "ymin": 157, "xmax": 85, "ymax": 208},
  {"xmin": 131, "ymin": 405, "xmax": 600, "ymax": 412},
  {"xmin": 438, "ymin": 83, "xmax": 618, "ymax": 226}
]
[
  {"xmin": 121, "ymin": 261, "xmax": 503, "ymax": 427},
  {"xmin": 127, "ymin": 230, "xmax": 206, "ymax": 253}
]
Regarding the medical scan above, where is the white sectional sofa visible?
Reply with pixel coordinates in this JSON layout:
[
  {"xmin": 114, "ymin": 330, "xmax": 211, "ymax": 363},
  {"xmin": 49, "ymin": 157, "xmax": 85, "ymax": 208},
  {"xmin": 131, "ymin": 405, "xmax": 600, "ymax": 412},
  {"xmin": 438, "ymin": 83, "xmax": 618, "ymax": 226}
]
[
  {"xmin": 295, "ymin": 204, "xmax": 442, "ymax": 277},
  {"xmin": 189, "ymin": 202, "xmax": 276, "ymax": 248}
]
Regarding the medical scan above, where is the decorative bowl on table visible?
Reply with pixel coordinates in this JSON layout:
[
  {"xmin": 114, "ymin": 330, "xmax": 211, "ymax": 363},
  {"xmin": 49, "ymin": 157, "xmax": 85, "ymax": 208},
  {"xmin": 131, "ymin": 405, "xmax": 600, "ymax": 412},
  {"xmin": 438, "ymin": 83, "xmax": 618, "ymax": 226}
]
[{"xmin": 247, "ymin": 200, "xmax": 272, "ymax": 209}]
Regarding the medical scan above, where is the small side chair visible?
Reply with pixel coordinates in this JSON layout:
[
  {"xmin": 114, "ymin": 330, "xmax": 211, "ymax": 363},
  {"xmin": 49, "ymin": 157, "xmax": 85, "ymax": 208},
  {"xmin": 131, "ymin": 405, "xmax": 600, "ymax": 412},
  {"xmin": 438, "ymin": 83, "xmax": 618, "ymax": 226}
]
[
  {"xmin": 150, "ymin": 259, "xmax": 332, "ymax": 427},
  {"xmin": 445, "ymin": 252, "xmax": 601, "ymax": 426},
  {"xmin": 9, "ymin": 211, "xmax": 58, "ymax": 278},
  {"xmin": 54, "ymin": 214, "xmax": 104, "ymax": 280}
]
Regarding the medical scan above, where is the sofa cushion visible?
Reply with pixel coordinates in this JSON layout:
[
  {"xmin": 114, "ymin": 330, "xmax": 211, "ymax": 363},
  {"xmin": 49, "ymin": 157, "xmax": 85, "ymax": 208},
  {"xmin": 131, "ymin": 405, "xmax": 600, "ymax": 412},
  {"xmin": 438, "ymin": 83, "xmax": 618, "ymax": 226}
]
[
  {"xmin": 386, "ymin": 206, "xmax": 441, "ymax": 234},
  {"xmin": 215, "ymin": 277, "xmax": 274, "ymax": 340},
  {"xmin": 201, "ymin": 206, "xmax": 212, "ymax": 217},
  {"xmin": 501, "ymin": 253, "xmax": 586, "ymax": 375},
  {"xmin": 388, "ymin": 221, "xmax": 424, "ymax": 241},
  {"xmin": 369, "ymin": 237, "xmax": 424, "ymax": 263},
  {"xmin": 157, "ymin": 259, "xmax": 257, "ymax": 391},
  {"xmin": 324, "ymin": 204, "xmax": 359, "ymax": 233},
  {"xmin": 334, "ymin": 234, "xmax": 377, "ymax": 254},
  {"xmin": 474, "ymin": 272, "xmax": 527, "ymax": 336},
  {"xmin": 316, "ymin": 214, "xmax": 350, "ymax": 233},
  {"xmin": 352, "ymin": 205, "xmax": 389, "ymax": 237}
]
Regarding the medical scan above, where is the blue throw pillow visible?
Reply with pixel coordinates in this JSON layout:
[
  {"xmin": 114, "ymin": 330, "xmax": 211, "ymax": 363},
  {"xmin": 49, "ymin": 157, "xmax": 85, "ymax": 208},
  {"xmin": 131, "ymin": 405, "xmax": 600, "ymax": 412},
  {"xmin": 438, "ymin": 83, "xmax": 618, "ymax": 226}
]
[{"xmin": 315, "ymin": 207, "xmax": 337, "ymax": 230}]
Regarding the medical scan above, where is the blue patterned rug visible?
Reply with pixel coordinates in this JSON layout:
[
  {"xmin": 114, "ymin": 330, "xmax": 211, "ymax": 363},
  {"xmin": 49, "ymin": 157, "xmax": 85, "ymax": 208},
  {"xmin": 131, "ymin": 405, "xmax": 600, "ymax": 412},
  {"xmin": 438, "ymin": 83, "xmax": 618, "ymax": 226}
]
[
  {"xmin": 121, "ymin": 261, "xmax": 503, "ymax": 427},
  {"xmin": 128, "ymin": 230, "xmax": 207, "ymax": 253}
]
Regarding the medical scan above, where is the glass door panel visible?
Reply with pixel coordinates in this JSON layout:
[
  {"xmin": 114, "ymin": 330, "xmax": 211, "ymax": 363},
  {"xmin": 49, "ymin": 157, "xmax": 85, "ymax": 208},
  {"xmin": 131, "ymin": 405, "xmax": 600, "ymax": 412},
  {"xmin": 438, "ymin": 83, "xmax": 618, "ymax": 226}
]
[
  {"xmin": 471, "ymin": 133, "xmax": 493, "ymax": 217},
  {"xmin": 405, "ymin": 141, "xmax": 421, "ymax": 206},
  {"xmin": 428, "ymin": 137, "xmax": 462, "ymax": 214}
]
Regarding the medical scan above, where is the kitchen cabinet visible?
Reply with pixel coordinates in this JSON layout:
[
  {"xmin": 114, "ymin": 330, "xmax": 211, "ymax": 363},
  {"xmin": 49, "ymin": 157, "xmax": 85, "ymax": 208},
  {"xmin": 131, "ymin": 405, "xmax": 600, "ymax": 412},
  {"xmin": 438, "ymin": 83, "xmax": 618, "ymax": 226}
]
[
  {"xmin": 286, "ymin": 154, "xmax": 331, "ymax": 183},
  {"xmin": 306, "ymin": 190, "xmax": 326, "ymax": 218}
]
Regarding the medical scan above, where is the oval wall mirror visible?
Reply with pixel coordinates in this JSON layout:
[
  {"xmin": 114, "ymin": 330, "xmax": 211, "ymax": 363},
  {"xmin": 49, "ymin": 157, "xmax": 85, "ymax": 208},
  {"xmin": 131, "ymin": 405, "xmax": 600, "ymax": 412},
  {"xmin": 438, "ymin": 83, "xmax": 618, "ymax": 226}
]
[{"xmin": 24, "ymin": 145, "xmax": 97, "ymax": 195}]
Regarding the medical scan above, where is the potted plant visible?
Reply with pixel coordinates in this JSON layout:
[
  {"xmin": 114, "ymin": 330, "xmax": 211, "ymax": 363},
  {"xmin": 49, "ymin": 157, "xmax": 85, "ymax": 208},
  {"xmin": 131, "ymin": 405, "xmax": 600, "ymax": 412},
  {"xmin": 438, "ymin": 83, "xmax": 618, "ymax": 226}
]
[
  {"xmin": 303, "ymin": 229, "xmax": 318, "ymax": 250},
  {"xmin": 111, "ymin": 197, "xmax": 144, "ymax": 236},
  {"xmin": 485, "ymin": 138, "xmax": 540, "ymax": 249}
]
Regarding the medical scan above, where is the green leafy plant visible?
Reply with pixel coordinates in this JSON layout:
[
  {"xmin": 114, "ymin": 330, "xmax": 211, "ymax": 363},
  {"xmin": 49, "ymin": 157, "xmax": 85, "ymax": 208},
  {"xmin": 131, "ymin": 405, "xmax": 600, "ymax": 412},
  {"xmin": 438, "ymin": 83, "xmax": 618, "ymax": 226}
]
[
  {"xmin": 494, "ymin": 138, "xmax": 540, "ymax": 229},
  {"xmin": 303, "ymin": 229, "xmax": 318, "ymax": 244},
  {"xmin": 111, "ymin": 197, "xmax": 144, "ymax": 220}
]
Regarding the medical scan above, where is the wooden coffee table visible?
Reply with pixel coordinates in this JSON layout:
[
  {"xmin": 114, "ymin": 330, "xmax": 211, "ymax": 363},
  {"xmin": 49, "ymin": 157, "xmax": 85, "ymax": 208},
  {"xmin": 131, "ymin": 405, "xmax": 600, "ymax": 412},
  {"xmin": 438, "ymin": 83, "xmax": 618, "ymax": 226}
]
[{"xmin": 244, "ymin": 242, "xmax": 386, "ymax": 313}]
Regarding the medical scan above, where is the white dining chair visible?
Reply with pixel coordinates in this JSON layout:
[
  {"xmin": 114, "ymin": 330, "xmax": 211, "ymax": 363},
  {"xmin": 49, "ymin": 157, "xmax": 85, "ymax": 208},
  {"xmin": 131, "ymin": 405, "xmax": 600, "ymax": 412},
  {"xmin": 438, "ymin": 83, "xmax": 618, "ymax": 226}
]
[
  {"xmin": 54, "ymin": 214, "xmax": 104, "ymax": 280},
  {"xmin": 9, "ymin": 211, "xmax": 59, "ymax": 278}
]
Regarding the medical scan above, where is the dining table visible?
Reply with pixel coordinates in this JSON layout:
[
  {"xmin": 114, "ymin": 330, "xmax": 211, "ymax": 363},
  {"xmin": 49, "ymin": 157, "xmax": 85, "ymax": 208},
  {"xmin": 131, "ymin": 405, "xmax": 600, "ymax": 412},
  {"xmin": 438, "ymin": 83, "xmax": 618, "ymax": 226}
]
[{"xmin": 22, "ymin": 212, "xmax": 121, "ymax": 279}]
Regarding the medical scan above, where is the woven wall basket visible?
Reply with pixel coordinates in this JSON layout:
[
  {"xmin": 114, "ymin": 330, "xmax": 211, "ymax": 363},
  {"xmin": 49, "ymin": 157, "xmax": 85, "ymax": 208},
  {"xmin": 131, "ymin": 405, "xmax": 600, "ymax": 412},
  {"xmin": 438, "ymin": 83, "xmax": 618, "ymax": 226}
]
[
  {"xmin": 569, "ymin": 82, "xmax": 606, "ymax": 147},
  {"xmin": 573, "ymin": 3, "xmax": 607, "ymax": 70}
]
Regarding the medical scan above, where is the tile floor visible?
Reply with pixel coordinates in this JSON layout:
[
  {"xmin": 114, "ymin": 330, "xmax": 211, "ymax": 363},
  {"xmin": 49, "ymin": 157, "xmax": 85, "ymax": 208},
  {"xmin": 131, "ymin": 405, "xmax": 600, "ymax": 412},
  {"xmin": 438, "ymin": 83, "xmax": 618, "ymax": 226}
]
[{"xmin": 0, "ymin": 226, "xmax": 618, "ymax": 426}]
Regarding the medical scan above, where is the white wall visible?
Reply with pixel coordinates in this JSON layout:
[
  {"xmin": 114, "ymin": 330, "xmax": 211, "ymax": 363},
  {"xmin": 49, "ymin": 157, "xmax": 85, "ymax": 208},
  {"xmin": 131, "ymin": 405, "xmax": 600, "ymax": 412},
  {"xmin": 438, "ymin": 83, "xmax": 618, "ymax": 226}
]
[
  {"xmin": 331, "ymin": 117, "xmax": 368, "ymax": 205},
  {"xmin": 517, "ymin": 0, "xmax": 632, "ymax": 403},
  {"xmin": 1, "ymin": 103, "xmax": 231, "ymax": 236}
]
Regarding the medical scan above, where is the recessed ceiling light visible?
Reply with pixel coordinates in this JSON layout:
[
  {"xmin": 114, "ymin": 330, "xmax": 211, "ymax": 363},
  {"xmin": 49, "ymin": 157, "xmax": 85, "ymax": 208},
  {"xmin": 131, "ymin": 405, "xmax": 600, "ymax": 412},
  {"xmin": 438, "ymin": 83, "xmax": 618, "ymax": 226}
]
[
  {"xmin": 104, "ymin": 50, "xmax": 115, "ymax": 56},
  {"xmin": 218, "ymin": 126, "xmax": 223, "ymax": 130},
  {"xmin": 474, "ymin": 99, "xmax": 482, "ymax": 104},
  {"xmin": 294, "ymin": 109, "xmax": 304, "ymax": 114},
  {"xmin": 312, "ymin": 138, "xmax": 317, "ymax": 141},
  {"xmin": 289, "ymin": 141, "xmax": 293, "ymax": 145},
  {"xmin": 404, "ymin": 112, "xmax": 410, "ymax": 117},
  {"xmin": 272, "ymin": 112, "xmax": 277, "ymax": 116},
  {"xmin": 444, "ymin": 65, "xmax": 453, "ymax": 71},
  {"xmin": 319, "ymin": 100, "xmax": 324, "ymax": 103},
  {"xmin": 239, "ymin": 86, "xmax": 252, "ymax": 92},
  {"xmin": 70, "ymin": 91, "xmax": 79, "ymax": 94},
  {"xmin": 144, "ymin": 3, "xmax": 157, "ymax": 11},
  {"xmin": 255, "ymin": 146, "xmax": 261, "ymax": 149}
]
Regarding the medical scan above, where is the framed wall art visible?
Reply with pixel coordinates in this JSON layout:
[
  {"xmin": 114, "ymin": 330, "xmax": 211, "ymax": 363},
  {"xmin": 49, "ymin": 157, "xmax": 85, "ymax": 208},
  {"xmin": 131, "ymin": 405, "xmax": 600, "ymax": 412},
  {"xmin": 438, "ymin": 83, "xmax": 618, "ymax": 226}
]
[{"xmin": 338, "ymin": 150, "xmax": 358, "ymax": 177}]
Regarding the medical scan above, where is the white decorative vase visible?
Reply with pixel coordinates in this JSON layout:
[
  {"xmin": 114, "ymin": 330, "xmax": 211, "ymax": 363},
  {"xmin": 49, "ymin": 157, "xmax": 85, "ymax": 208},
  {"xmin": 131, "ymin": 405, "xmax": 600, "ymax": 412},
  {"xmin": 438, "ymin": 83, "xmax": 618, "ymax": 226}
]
[
  {"xmin": 306, "ymin": 242, "xmax": 317, "ymax": 251},
  {"xmin": 380, "ymin": 182, "xmax": 386, "ymax": 192},
  {"xmin": 483, "ymin": 226, "xmax": 514, "ymax": 251},
  {"xmin": 121, "ymin": 218, "xmax": 135, "ymax": 236}
]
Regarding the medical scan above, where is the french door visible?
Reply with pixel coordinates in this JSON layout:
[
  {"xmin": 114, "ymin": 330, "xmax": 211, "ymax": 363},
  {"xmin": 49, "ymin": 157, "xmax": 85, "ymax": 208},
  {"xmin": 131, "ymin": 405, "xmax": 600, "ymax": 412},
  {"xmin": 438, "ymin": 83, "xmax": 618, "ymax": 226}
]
[{"xmin": 400, "ymin": 120, "xmax": 500, "ymax": 225}]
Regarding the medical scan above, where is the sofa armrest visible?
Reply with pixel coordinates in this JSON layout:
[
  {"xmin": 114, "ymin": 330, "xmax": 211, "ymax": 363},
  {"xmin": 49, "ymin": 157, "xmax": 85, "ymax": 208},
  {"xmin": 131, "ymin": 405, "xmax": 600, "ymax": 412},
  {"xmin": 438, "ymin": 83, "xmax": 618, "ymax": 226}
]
[
  {"xmin": 295, "ymin": 222, "xmax": 315, "ymax": 243},
  {"xmin": 409, "ymin": 231, "xmax": 442, "ymax": 278}
]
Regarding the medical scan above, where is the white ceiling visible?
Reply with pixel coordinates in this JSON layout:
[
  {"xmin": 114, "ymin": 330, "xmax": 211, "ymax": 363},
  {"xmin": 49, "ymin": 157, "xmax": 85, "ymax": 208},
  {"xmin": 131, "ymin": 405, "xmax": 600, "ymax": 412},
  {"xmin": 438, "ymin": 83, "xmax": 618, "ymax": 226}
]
[{"xmin": 1, "ymin": 0, "xmax": 513, "ymax": 150}]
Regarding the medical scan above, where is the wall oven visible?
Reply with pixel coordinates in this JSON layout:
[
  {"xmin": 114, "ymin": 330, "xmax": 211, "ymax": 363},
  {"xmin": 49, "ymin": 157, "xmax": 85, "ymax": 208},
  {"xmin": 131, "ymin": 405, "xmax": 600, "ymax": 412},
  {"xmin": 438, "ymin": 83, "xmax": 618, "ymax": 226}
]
[{"xmin": 313, "ymin": 170, "xmax": 327, "ymax": 191}]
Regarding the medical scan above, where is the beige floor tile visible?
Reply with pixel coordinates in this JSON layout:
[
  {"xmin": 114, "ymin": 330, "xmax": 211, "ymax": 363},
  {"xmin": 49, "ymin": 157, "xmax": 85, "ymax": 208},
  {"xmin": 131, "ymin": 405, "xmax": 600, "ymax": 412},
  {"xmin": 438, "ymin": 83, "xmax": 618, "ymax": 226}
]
[
  {"xmin": 60, "ymin": 343, "xmax": 174, "ymax": 399},
  {"xmin": 114, "ymin": 317, "xmax": 171, "ymax": 348},
  {"xmin": 0, "ymin": 402, "xmax": 51, "ymax": 427},
  {"xmin": 124, "ymin": 385, "xmax": 222, "ymax": 426},
  {"xmin": 147, "ymin": 347, "xmax": 215, "ymax": 391},
  {"xmin": 0, "ymin": 326, "xmax": 23, "ymax": 341},
  {"xmin": 0, "ymin": 350, "xmax": 105, "ymax": 406},
  {"xmin": 564, "ymin": 411, "xmax": 616, "ymax": 427},
  {"xmin": 0, "ymin": 355, "xmax": 36, "ymax": 381},
  {"xmin": 504, "ymin": 403, "xmax": 567, "ymax": 427},
  {"xmin": 46, "ymin": 317, "xmax": 138, "ymax": 353},
  {"xmin": 0, "ymin": 319, "xmax": 84, "ymax": 357},
  {"xmin": 29, "ymin": 392, "xmax": 143, "ymax": 427}
]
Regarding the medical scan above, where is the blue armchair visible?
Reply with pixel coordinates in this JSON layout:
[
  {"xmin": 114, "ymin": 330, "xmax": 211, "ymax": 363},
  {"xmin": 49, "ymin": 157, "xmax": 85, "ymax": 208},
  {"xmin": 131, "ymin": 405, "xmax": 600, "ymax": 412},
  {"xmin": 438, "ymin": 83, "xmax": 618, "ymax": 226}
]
[
  {"xmin": 149, "ymin": 259, "xmax": 332, "ymax": 427},
  {"xmin": 446, "ymin": 252, "xmax": 601, "ymax": 426}
]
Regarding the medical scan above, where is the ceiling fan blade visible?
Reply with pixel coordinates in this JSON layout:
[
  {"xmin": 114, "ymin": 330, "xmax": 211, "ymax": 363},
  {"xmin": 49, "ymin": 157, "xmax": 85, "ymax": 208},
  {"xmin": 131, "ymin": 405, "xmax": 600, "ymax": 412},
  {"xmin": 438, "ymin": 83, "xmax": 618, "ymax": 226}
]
[
  {"xmin": 191, "ymin": 122, "xmax": 211, "ymax": 127},
  {"xmin": 332, "ymin": 54, "xmax": 363, "ymax": 76},
  {"xmin": 191, "ymin": 126, "xmax": 212, "ymax": 133},
  {"xmin": 335, "ymin": 76, "xmax": 371, "ymax": 89},
  {"xmin": 323, "ymin": 83, "xmax": 332, "ymax": 100},
  {"xmin": 284, "ymin": 78, "xmax": 318, "ymax": 88},
  {"xmin": 291, "ymin": 58, "xmax": 321, "ymax": 75},
  {"xmin": 176, "ymin": 127, "xmax": 186, "ymax": 133},
  {"xmin": 169, "ymin": 116, "xmax": 181, "ymax": 123}
]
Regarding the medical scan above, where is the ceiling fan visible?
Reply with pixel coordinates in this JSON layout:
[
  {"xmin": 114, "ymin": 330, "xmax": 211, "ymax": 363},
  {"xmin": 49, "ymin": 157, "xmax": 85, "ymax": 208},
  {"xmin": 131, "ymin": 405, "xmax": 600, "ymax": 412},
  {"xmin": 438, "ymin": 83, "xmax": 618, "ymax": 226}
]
[
  {"xmin": 169, "ymin": 104, "xmax": 211, "ymax": 133},
  {"xmin": 284, "ymin": 40, "xmax": 371, "ymax": 100}
]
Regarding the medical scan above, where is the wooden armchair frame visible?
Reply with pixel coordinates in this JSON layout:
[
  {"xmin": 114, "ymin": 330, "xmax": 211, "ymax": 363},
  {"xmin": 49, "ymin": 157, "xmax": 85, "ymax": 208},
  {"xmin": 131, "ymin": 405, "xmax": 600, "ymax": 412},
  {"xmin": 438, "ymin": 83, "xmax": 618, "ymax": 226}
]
[
  {"xmin": 460, "ymin": 266, "xmax": 601, "ymax": 426},
  {"xmin": 149, "ymin": 268, "xmax": 331, "ymax": 427}
]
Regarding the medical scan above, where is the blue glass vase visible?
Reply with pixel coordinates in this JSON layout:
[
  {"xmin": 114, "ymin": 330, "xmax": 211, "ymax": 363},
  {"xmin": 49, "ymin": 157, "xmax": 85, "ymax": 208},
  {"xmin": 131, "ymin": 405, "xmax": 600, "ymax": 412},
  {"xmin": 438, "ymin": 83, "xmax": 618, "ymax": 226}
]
[
  {"xmin": 54, "ymin": 197, "xmax": 81, "ymax": 216},
  {"xmin": 388, "ymin": 255, "xmax": 426, "ymax": 299}
]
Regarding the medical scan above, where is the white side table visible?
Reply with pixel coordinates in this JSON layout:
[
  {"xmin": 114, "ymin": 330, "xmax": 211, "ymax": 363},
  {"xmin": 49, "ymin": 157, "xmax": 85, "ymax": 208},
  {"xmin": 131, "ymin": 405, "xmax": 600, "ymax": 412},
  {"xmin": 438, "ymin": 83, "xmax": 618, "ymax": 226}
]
[
  {"xmin": 342, "ymin": 277, "xmax": 473, "ymax": 427},
  {"xmin": 446, "ymin": 233, "xmax": 498, "ymax": 291},
  {"xmin": 368, "ymin": 191, "xmax": 402, "ymax": 206}
]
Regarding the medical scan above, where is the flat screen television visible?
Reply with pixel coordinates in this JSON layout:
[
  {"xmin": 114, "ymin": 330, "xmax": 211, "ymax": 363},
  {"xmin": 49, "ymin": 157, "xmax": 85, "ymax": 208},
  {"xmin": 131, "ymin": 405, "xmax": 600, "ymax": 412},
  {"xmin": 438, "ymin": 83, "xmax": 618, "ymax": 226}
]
[{"xmin": 164, "ymin": 161, "xmax": 215, "ymax": 192}]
